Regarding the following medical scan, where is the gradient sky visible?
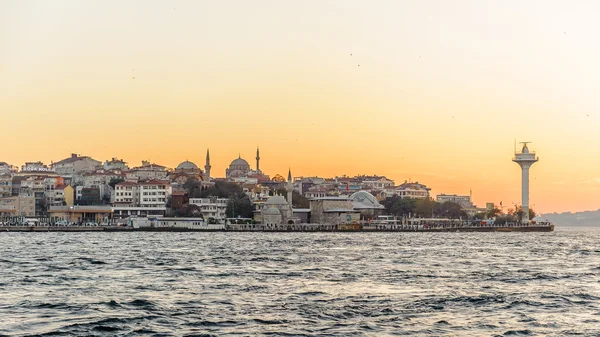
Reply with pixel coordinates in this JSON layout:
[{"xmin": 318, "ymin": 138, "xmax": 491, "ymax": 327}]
[{"xmin": 2, "ymin": 0, "xmax": 600, "ymax": 213}]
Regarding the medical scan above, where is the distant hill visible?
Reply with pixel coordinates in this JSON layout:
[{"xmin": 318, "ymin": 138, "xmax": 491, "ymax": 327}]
[{"xmin": 539, "ymin": 211, "xmax": 600, "ymax": 227}]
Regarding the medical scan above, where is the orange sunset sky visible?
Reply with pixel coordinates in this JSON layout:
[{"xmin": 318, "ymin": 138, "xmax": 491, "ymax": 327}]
[{"xmin": 2, "ymin": 0, "xmax": 600, "ymax": 214}]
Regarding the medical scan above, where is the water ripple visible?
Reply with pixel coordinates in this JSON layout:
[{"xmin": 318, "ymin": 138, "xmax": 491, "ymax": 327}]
[{"xmin": 0, "ymin": 229, "xmax": 599, "ymax": 336}]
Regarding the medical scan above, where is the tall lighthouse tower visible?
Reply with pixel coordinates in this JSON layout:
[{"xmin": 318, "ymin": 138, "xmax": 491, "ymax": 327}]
[{"xmin": 512, "ymin": 142, "xmax": 539, "ymax": 223}]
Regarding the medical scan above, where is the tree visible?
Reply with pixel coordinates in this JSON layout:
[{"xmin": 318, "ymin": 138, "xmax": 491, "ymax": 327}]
[
  {"xmin": 108, "ymin": 177, "xmax": 125, "ymax": 189},
  {"xmin": 275, "ymin": 188, "xmax": 310, "ymax": 208},
  {"xmin": 434, "ymin": 201, "xmax": 466, "ymax": 219},
  {"xmin": 414, "ymin": 198, "xmax": 436, "ymax": 218},
  {"xmin": 380, "ymin": 196, "xmax": 417, "ymax": 217},
  {"xmin": 180, "ymin": 204, "xmax": 203, "ymax": 218},
  {"xmin": 225, "ymin": 195, "xmax": 254, "ymax": 218},
  {"xmin": 200, "ymin": 181, "xmax": 244, "ymax": 198},
  {"xmin": 183, "ymin": 178, "xmax": 202, "ymax": 198},
  {"xmin": 486, "ymin": 206, "xmax": 501, "ymax": 219},
  {"xmin": 108, "ymin": 177, "xmax": 125, "ymax": 188},
  {"xmin": 529, "ymin": 208, "xmax": 536, "ymax": 220},
  {"xmin": 511, "ymin": 206, "xmax": 526, "ymax": 223}
]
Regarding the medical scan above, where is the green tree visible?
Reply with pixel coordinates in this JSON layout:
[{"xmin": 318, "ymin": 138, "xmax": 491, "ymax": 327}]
[
  {"xmin": 200, "ymin": 181, "xmax": 244, "ymax": 198},
  {"xmin": 225, "ymin": 194, "xmax": 254, "ymax": 219},
  {"xmin": 180, "ymin": 204, "xmax": 203, "ymax": 218},
  {"xmin": 381, "ymin": 196, "xmax": 417, "ymax": 217},
  {"xmin": 183, "ymin": 178, "xmax": 202, "ymax": 198},
  {"xmin": 434, "ymin": 201, "xmax": 466, "ymax": 219},
  {"xmin": 275, "ymin": 188, "xmax": 310, "ymax": 208},
  {"xmin": 108, "ymin": 177, "xmax": 125, "ymax": 189},
  {"xmin": 486, "ymin": 206, "xmax": 501, "ymax": 219},
  {"xmin": 414, "ymin": 198, "xmax": 436, "ymax": 217},
  {"xmin": 529, "ymin": 208, "xmax": 536, "ymax": 220}
]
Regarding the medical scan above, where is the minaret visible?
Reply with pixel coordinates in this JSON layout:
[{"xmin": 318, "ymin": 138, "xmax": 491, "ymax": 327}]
[
  {"xmin": 512, "ymin": 142, "xmax": 538, "ymax": 223},
  {"xmin": 286, "ymin": 168, "xmax": 293, "ymax": 220},
  {"xmin": 256, "ymin": 147, "xmax": 261, "ymax": 173},
  {"xmin": 205, "ymin": 149, "xmax": 211, "ymax": 183}
]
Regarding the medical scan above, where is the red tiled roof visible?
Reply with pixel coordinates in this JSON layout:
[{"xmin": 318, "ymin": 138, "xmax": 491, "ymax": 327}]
[
  {"xmin": 116, "ymin": 181, "xmax": 138, "ymax": 186},
  {"xmin": 138, "ymin": 180, "xmax": 169, "ymax": 186},
  {"xmin": 53, "ymin": 155, "xmax": 98, "ymax": 165}
]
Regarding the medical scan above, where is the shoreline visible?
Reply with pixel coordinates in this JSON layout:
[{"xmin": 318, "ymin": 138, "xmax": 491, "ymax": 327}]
[{"xmin": 0, "ymin": 225, "xmax": 554, "ymax": 233}]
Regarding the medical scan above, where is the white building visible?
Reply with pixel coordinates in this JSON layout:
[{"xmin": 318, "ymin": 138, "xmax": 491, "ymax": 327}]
[
  {"xmin": 112, "ymin": 180, "xmax": 170, "ymax": 218},
  {"xmin": 0, "ymin": 173, "xmax": 12, "ymax": 197},
  {"xmin": 47, "ymin": 185, "xmax": 66, "ymax": 206},
  {"xmin": 0, "ymin": 162, "xmax": 16, "ymax": 174},
  {"xmin": 139, "ymin": 180, "xmax": 169, "ymax": 208},
  {"xmin": 382, "ymin": 182, "xmax": 431, "ymax": 200},
  {"xmin": 103, "ymin": 158, "xmax": 128, "ymax": 171},
  {"xmin": 51, "ymin": 154, "xmax": 101, "ymax": 176},
  {"xmin": 361, "ymin": 178, "xmax": 395, "ymax": 190},
  {"xmin": 189, "ymin": 197, "xmax": 229, "ymax": 220},
  {"xmin": 82, "ymin": 171, "xmax": 124, "ymax": 200},
  {"xmin": 436, "ymin": 194, "xmax": 473, "ymax": 208},
  {"xmin": 114, "ymin": 182, "xmax": 138, "ymax": 205},
  {"xmin": 126, "ymin": 161, "xmax": 168, "ymax": 182},
  {"xmin": 21, "ymin": 161, "xmax": 52, "ymax": 173}
]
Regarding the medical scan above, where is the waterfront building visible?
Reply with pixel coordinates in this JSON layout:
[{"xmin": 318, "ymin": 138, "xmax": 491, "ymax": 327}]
[
  {"xmin": 256, "ymin": 169, "xmax": 298, "ymax": 226},
  {"xmin": 436, "ymin": 194, "xmax": 474, "ymax": 209},
  {"xmin": 189, "ymin": 197, "xmax": 229, "ymax": 220},
  {"xmin": 112, "ymin": 179, "xmax": 170, "ymax": 218},
  {"xmin": 0, "ymin": 196, "xmax": 35, "ymax": 216},
  {"xmin": 0, "ymin": 173, "xmax": 12, "ymax": 198},
  {"xmin": 171, "ymin": 191, "xmax": 189, "ymax": 211},
  {"xmin": 75, "ymin": 186, "xmax": 104, "ymax": 205},
  {"xmin": 48, "ymin": 205, "xmax": 113, "ymax": 224},
  {"xmin": 114, "ymin": 181, "xmax": 138, "ymax": 205},
  {"xmin": 47, "ymin": 185, "xmax": 66, "ymax": 207},
  {"xmin": 139, "ymin": 180, "xmax": 169, "ymax": 208},
  {"xmin": 64, "ymin": 185, "xmax": 75, "ymax": 206},
  {"xmin": 309, "ymin": 196, "xmax": 361, "ymax": 225},
  {"xmin": 349, "ymin": 191, "xmax": 386, "ymax": 220},
  {"xmin": 51, "ymin": 154, "xmax": 101, "ymax": 176}
]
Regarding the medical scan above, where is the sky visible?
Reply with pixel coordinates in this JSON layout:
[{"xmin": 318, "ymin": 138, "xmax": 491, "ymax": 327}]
[{"xmin": 1, "ymin": 0, "xmax": 600, "ymax": 214}]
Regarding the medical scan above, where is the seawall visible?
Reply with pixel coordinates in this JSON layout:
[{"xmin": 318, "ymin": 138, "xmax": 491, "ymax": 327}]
[{"xmin": 0, "ymin": 225, "xmax": 554, "ymax": 233}]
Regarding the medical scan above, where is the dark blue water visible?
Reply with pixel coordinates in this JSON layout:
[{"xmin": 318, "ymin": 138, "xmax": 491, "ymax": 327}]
[{"xmin": 1, "ymin": 228, "xmax": 599, "ymax": 336}]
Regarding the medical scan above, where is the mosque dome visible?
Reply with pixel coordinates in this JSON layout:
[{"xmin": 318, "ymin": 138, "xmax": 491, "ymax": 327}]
[
  {"xmin": 230, "ymin": 157, "xmax": 250, "ymax": 167},
  {"xmin": 264, "ymin": 207, "xmax": 282, "ymax": 216},
  {"xmin": 265, "ymin": 195, "xmax": 288, "ymax": 206},
  {"xmin": 176, "ymin": 161, "xmax": 198, "ymax": 170},
  {"xmin": 350, "ymin": 191, "xmax": 385, "ymax": 209}
]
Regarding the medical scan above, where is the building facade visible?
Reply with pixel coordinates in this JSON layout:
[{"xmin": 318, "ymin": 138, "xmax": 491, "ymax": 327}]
[
  {"xmin": 436, "ymin": 194, "xmax": 473, "ymax": 208},
  {"xmin": 189, "ymin": 197, "xmax": 229, "ymax": 220},
  {"xmin": 51, "ymin": 154, "xmax": 101, "ymax": 176}
]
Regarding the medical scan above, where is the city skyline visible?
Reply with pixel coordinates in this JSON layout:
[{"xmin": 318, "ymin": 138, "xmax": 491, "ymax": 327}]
[
  {"xmin": 3, "ymin": 0, "xmax": 600, "ymax": 213},
  {"xmin": 0, "ymin": 145, "xmax": 551, "ymax": 214}
]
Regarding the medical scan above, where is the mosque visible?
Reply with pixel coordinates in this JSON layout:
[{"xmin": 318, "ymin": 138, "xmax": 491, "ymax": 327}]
[
  {"xmin": 225, "ymin": 147, "xmax": 270, "ymax": 182},
  {"xmin": 259, "ymin": 169, "xmax": 297, "ymax": 227},
  {"xmin": 170, "ymin": 160, "xmax": 204, "ymax": 184}
]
